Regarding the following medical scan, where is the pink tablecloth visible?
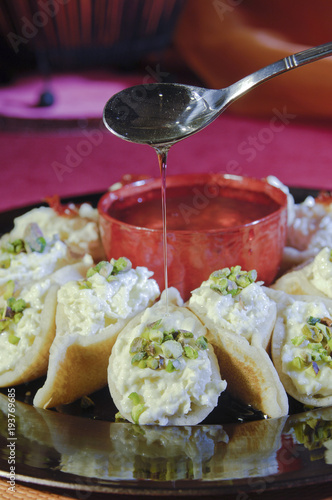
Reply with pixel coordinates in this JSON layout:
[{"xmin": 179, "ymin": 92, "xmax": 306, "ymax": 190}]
[{"xmin": 0, "ymin": 72, "xmax": 331, "ymax": 213}]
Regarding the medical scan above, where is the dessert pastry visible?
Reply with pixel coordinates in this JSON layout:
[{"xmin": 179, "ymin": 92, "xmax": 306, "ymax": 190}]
[
  {"xmin": 272, "ymin": 247, "xmax": 332, "ymax": 299},
  {"xmin": 34, "ymin": 258, "xmax": 160, "ymax": 409},
  {"xmin": 188, "ymin": 267, "xmax": 289, "ymax": 418},
  {"xmin": 0, "ymin": 223, "xmax": 92, "ymax": 387},
  {"xmin": 270, "ymin": 289, "xmax": 332, "ymax": 407},
  {"xmin": 2, "ymin": 197, "xmax": 104, "ymax": 262},
  {"xmin": 108, "ymin": 288, "xmax": 226, "ymax": 425}
]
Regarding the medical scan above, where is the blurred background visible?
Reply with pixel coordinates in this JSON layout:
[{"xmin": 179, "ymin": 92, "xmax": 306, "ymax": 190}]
[{"xmin": 0, "ymin": 0, "xmax": 332, "ymax": 211}]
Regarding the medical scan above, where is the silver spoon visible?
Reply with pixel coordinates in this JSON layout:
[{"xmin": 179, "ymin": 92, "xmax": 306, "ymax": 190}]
[{"xmin": 103, "ymin": 41, "xmax": 332, "ymax": 147}]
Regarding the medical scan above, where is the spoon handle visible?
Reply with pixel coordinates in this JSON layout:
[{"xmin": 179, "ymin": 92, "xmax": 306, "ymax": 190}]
[{"xmin": 227, "ymin": 41, "xmax": 332, "ymax": 103}]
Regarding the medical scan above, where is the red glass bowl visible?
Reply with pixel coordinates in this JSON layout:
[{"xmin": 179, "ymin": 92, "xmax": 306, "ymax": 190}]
[{"xmin": 98, "ymin": 173, "xmax": 288, "ymax": 301}]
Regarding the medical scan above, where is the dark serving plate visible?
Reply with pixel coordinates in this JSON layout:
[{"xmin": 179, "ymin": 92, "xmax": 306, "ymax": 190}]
[{"xmin": 0, "ymin": 186, "xmax": 331, "ymax": 497}]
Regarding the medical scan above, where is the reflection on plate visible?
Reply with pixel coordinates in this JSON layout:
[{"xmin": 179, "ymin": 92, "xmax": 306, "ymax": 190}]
[
  {"xmin": 0, "ymin": 390, "xmax": 332, "ymax": 496},
  {"xmin": 0, "ymin": 189, "xmax": 331, "ymax": 497}
]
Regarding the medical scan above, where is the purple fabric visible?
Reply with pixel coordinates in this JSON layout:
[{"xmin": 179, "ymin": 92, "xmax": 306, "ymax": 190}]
[{"xmin": 0, "ymin": 73, "xmax": 331, "ymax": 212}]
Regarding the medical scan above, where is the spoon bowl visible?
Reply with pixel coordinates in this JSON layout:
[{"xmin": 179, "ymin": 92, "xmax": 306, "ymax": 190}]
[{"xmin": 103, "ymin": 41, "xmax": 332, "ymax": 147}]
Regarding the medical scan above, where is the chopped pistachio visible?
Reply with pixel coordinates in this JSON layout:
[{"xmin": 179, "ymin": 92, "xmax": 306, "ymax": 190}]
[
  {"xmin": 148, "ymin": 319, "xmax": 163, "ymax": 330},
  {"xmin": 131, "ymin": 403, "xmax": 146, "ymax": 424},
  {"xmin": 292, "ymin": 335, "xmax": 307, "ymax": 346},
  {"xmin": 148, "ymin": 329, "xmax": 163, "ymax": 344},
  {"xmin": 196, "ymin": 336, "xmax": 208, "ymax": 350},
  {"xmin": 3, "ymin": 239, "xmax": 26, "ymax": 254},
  {"xmin": 290, "ymin": 356, "xmax": 306, "ymax": 370},
  {"xmin": 145, "ymin": 342, "xmax": 157, "ymax": 357},
  {"xmin": 24, "ymin": 223, "xmax": 47, "ymax": 253},
  {"xmin": 0, "ymin": 259, "xmax": 11, "ymax": 269},
  {"xmin": 307, "ymin": 316, "xmax": 321, "ymax": 326},
  {"xmin": 36, "ymin": 237, "xmax": 46, "ymax": 253},
  {"xmin": 163, "ymin": 332, "xmax": 174, "ymax": 342},
  {"xmin": 86, "ymin": 257, "xmax": 132, "ymax": 282},
  {"xmin": 166, "ymin": 359, "xmax": 181, "ymax": 372},
  {"xmin": 211, "ymin": 276, "xmax": 228, "ymax": 289},
  {"xmin": 8, "ymin": 333, "xmax": 20, "ymax": 345},
  {"xmin": 175, "ymin": 329, "xmax": 194, "ymax": 340},
  {"xmin": 236, "ymin": 274, "xmax": 251, "ymax": 288},
  {"xmin": 13, "ymin": 312, "xmax": 23, "ymax": 324},
  {"xmin": 115, "ymin": 411, "xmax": 127, "ymax": 422},
  {"xmin": 210, "ymin": 268, "xmax": 230, "ymax": 281},
  {"xmin": 86, "ymin": 261, "xmax": 112, "ymax": 278},
  {"xmin": 128, "ymin": 392, "xmax": 141, "ymax": 405},
  {"xmin": 184, "ymin": 345, "xmax": 198, "ymax": 359},
  {"xmin": 0, "ymin": 319, "xmax": 10, "ymax": 332},
  {"xmin": 7, "ymin": 297, "xmax": 27, "ymax": 313},
  {"xmin": 4, "ymin": 307, "xmax": 14, "ymax": 319},
  {"xmin": 146, "ymin": 357, "xmax": 159, "ymax": 370},
  {"xmin": 302, "ymin": 323, "xmax": 313, "ymax": 339},
  {"xmin": 129, "ymin": 321, "xmax": 200, "ymax": 372},
  {"xmin": 111, "ymin": 257, "xmax": 132, "ymax": 274},
  {"xmin": 209, "ymin": 266, "xmax": 257, "ymax": 296},
  {"xmin": 131, "ymin": 351, "xmax": 147, "ymax": 365},
  {"xmin": 161, "ymin": 340, "xmax": 183, "ymax": 359},
  {"xmin": 78, "ymin": 279, "xmax": 92, "ymax": 290},
  {"xmin": 130, "ymin": 337, "xmax": 148, "ymax": 353},
  {"xmin": 3, "ymin": 281, "xmax": 15, "ymax": 300},
  {"xmin": 173, "ymin": 330, "xmax": 190, "ymax": 345}
]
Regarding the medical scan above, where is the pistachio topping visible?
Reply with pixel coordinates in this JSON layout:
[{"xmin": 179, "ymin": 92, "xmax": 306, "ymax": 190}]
[
  {"xmin": 7, "ymin": 297, "xmax": 27, "ymax": 313},
  {"xmin": 0, "ymin": 287, "xmax": 28, "ymax": 339},
  {"xmin": 128, "ymin": 392, "xmax": 146, "ymax": 424},
  {"xmin": 24, "ymin": 223, "xmax": 47, "ymax": 253},
  {"xmin": 0, "ymin": 259, "xmax": 11, "ymax": 269},
  {"xmin": 3, "ymin": 280, "xmax": 15, "ymax": 300},
  {"xmin": 209, "ymin": 266, "xmax": 257, "ymax": 297},
  {"xmin": 114, "ymin": 411, "xmax": 127, "ymax": 422},
  {"xmin": 1, "ymin": 223, "xmax": 47, "ymax": 255},
  {"xmin": 8, "ymin": 333, "xmax": 20, "ymax": 345},
  {"xmin": 1, "ymin": 238, "xmax": 26, "ymax": 255},
  {"xmin": 290, "ymin": 316, "xmax": 332, "ymax": 373},
  {"xmin": 129, "ymin": 319, "xmax": 209, "ymax": 371},
  {"xmin": 112, "ymin": 256, "xmax": 132, "ymax": 274},
  {"xmin": 83, "ymin": 257, "xmax": 132, "ymax": 286}
]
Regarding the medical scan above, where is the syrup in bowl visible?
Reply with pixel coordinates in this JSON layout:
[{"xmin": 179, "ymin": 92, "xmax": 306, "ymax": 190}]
[{"xmin": 98, "ymin": 174, "xmax": 288, "ymax": 301}]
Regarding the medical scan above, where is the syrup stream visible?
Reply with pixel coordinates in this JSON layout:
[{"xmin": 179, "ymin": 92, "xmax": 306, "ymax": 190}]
[{"xmin": 156, "ymin": 146, "xmax": 170, "ymax": 314}]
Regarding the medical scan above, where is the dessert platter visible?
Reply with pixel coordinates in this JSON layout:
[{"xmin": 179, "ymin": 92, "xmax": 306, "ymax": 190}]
[{"xmin": 0, "ymin": 179, "xmax": 331, "ymax": 497}]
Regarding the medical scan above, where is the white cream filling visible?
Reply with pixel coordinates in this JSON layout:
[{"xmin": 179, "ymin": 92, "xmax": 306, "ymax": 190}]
[
  {"xmin": 189, "ymin": 281, "xmax": 273, "ymax": 343},
  {"xmin": 287, "ymin": 197, "xmax": 332, "ymax": 251},
  {"xmin": 281, "ymin": 300, "xmax": 332, "ymax": 397},
  {"xmin": 111, "ymin": 307, "xmax": 226, "ymax": 425},
  {"xmin": 310, "ymin": 247, "xmax": 332, "ymax": 298},
  {"xmin": 0, "ymin": 238, "xmax": 69, "ymax": 287},
  {"xmin": 0, "ymin": 279, "xmax": 52, "ymax": 373},
  {"xmin": 57, "ymin": 267, "xmax": 160, "ymax": 337},
  {"xmin": 6, "ymin": 205, "xmax": 99, "ymax": 253}
]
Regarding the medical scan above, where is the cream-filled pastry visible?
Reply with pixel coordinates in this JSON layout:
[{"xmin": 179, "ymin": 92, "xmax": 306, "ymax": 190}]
[
  {"xmin": 188, "ymin": 267, "xmax": 288, "ymax": 418},
  {"xmin": 108, "ymin": 288, "xmax": 226, "ymax": 425},
  {"xmin": 33, "ymin": 258, "xmax": 160, "ymax": 409}
]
